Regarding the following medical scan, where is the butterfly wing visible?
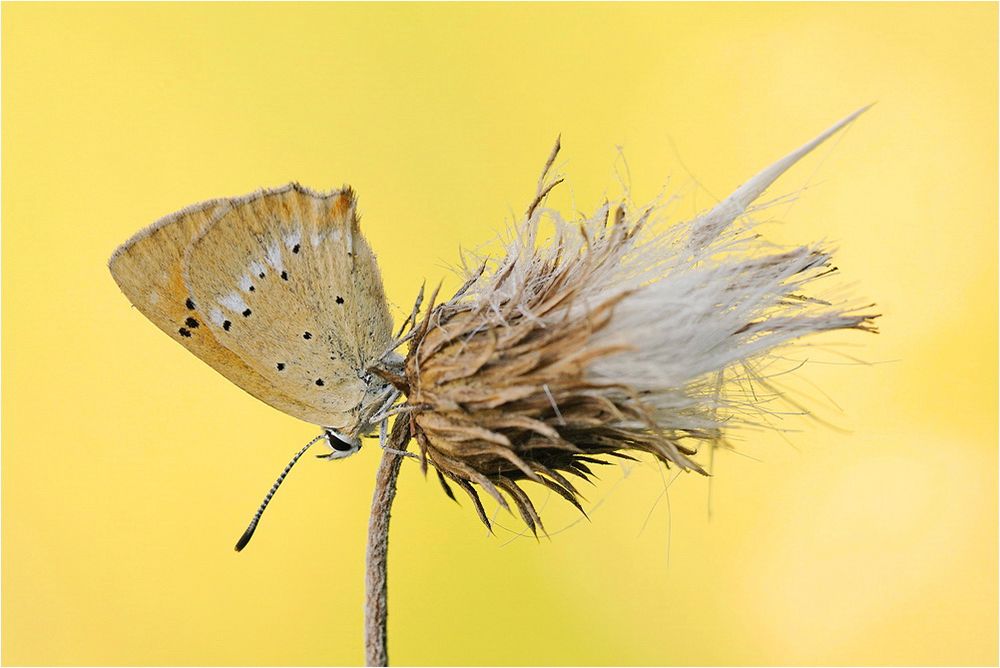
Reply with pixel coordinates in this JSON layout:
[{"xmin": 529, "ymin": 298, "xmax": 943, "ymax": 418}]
[
  {"xmin": 109, "ymin": 185, "xmax": 394, "ymax": 432},
  {"xmin": 183, "ymin": 184, "xmax": 394, "ymax": 432}
]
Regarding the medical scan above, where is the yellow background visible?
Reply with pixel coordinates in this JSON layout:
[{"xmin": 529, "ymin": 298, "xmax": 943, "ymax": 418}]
[{"xmin": 3, "ymin": 2, "xmax": 996, "ymax": 665}]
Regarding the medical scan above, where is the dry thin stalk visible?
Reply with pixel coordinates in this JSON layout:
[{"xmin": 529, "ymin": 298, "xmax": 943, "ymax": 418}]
[{"xmin": 364, "ymin": 416, "xmax": 410, "ymax": 667}]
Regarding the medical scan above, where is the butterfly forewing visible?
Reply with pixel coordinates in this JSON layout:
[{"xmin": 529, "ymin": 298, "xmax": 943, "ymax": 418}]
[
  {"xmin": 109, "ymin": 198, "xmax": 322, "ymax": 422},
  {"xmin": 182, "ymin": 184, "xmax": 394, "ymax": 432}
]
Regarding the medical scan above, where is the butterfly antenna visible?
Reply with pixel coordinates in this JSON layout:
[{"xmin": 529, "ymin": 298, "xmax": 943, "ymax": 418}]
[{"xmin": 234, "ymin": 434, "xmax": 325, "ymax": 552}]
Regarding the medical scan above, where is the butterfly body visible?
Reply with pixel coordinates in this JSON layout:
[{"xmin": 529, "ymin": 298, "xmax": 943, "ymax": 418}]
[{"xmin": 109, "ymin": 183, "xmax": 395, "ymax": 439}]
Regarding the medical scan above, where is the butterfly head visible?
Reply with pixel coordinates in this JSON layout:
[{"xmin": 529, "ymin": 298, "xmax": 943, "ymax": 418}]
[{"xmin": 318, "ymin": 429, "xmax": 362, "ymax": 460}]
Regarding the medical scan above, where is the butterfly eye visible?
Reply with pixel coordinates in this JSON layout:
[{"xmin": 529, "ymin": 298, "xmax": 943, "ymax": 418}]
[{"xmin": 324, "ymin": 429, "xmax": 360, "ymax": 453}]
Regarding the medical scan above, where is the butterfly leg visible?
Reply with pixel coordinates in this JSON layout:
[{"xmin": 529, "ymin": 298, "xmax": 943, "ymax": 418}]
[
  {"xmin": 378, "ymin": 416, "xmax": 419, "ymax": 460},
  {"xmin": 369, "ymin": 402, "xmax": 414, "ymax": 424}
]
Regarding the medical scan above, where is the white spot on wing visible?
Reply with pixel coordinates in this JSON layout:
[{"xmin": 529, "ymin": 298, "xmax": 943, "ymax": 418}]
[
  {"xmin": 239, "ymin": 275, "xmax": 254, "ymax": 292},
  {"xmin": 149, "ymin": 291, "xmax": 160, "ymax": 305},
  {"xmin": 284, "ymin": 230, "xmax": 301, "ymax": 249},
  {"xmin": 219, "ymin": 292, "xmax": 249, "ymax": 313},
  {"xmin": 249, "ymin": 260, "xmax": 265, "ymax": 277},
  {"xmin": 209, "ymin": 308, "xmax": 225, "ymax": 326},
  {"xmin": 266, "ymin": 242, "xmax": 284, "ymax": 271},
  {"xmin": 310, "ymin": 231, "xmax": 321, "ymax": 248}
]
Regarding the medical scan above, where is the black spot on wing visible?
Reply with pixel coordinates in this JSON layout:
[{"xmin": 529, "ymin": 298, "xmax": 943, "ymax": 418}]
[
  {"xmin": 315, "ymin": 379, "xmax": 325, "ymax": 386},
  {"xmin": 223, "ymin": 320, "xmax": 232, "ymax": 331},
  {"xmin": 303, "ymin": 331, "xmax": 312, "ymax": 340},
  {"xmin": 276, "ymin": 363, "xmax": 285, "ymax": 371},
  {"xmin": 178, "ymin": 327, "xmax": 192, "ymax": 338},
  {"xmin": 335, "ymin": 295, "xmax": 344, "ymax": 304},
  {"xmin": 242, "ymin": 309, "xmax": 252, "ymax": 317},
  {"xmin": 281, "ymin": 271, "xmax": 288, "ymax": 281},
  {"xmin": 185, "ymin": 317, "xmax": 199, "ymax": 328},
  {"xmin": 185, "ymin": 298, "xmax": 196, "ymax": 310}
]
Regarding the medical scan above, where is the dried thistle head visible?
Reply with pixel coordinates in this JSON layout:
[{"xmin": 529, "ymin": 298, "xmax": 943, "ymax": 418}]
[{"xmin": 391, "ymin": 111, "xmax": 878, "ymax": 534}]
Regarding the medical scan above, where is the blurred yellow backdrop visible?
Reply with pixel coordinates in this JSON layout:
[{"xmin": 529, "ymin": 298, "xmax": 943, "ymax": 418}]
[{"xmin": 2, "ymin": 2, "xmax": 996, "ymax": 666}]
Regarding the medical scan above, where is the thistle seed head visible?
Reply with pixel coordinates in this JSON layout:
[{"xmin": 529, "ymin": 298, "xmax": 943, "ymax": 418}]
[{"xmin": 396, "ymin": 111, "xmax": 878, "ymax": 533}]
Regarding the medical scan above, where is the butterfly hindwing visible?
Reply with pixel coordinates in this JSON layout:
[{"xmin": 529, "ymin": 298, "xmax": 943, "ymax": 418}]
[{"xmin": 182, "ymin": 184, "xmax": 394, "ymax": 432}]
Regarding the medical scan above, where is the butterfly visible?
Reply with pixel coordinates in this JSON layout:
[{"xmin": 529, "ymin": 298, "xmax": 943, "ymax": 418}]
[{"xmin": 109, "ymin": 184, "xmax": 407, "ymax": 550}]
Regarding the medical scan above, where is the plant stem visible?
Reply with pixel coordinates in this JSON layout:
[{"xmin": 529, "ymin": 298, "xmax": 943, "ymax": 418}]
[{"xmin": 364, "ymin": 418, "xmax": 410, "ymax": 666}]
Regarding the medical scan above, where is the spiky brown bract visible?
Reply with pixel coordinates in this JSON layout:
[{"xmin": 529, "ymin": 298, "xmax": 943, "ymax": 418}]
[{"xmin": 392, "ymin": 112, "xmax": 878, "ymax": 534}]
